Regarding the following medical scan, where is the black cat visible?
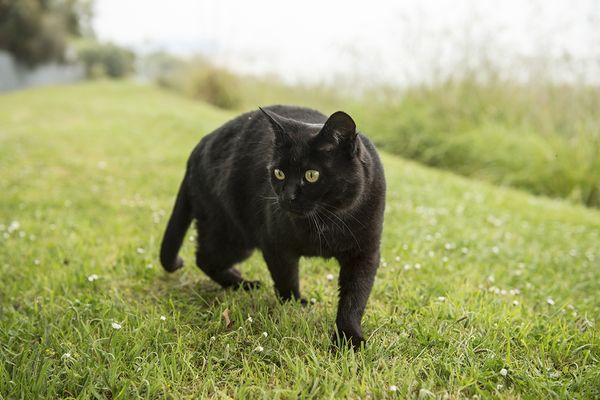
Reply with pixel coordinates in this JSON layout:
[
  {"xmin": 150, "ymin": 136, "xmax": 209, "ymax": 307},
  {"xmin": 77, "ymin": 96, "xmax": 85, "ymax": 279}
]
[{"xmin": 160, "ymin": 105, "xmax": 385, "ymax": 348}]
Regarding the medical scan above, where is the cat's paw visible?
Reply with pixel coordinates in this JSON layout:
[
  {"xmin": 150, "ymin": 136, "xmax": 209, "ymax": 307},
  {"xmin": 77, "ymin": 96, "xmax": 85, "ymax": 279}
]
[
  {"xmin": 234, "ymin": 280, "xmax": 262, "ymax": 291},
  {"xmin": 277, "ymin": 295, "xmax": 308, "ymax": 305},
  {"xmin": 164, "ymin": 256, "xmax": 184, "ymax": 273},
  {"xmin": 331, "ymin": 329, "xmax": 366, "ymax": 351}
]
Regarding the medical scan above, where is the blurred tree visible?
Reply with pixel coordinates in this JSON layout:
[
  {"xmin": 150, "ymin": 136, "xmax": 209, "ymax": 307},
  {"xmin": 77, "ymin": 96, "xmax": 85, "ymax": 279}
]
[
  {"xmin": 78, "ymin": 42, "xmax": 135, "ymax": 78},
  {"xmin": 0, "ymin": 0, "xmax": 93, "ymax": 67}
]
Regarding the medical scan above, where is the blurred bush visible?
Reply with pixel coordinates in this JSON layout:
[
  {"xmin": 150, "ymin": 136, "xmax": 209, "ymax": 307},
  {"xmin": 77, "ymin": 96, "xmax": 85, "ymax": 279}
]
[
  {"xmin": 187, "ymin": 66, "xmax": 241, "ymax": 109},
  {"xmin": 148, "ymin": 54, "xmax": 240, "ymax": 109},
  {"xmin": 350, "ymin": 78, "xmax": 600, "ymax": 207},
  {"xmin": 0, "ymin": 0, "xmax": 92, "ymax": 66},
  {"xmin": 77, "ymin": 41, "xmax": 135, "ymax": 78}
]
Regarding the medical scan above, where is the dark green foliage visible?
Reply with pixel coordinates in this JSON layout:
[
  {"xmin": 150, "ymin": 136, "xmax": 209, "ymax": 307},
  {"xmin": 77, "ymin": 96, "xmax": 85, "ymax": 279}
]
[
  {"xmin": 77, "ymin": 42, "xmax": 135, "ymax": 78},
  {"xmin": 0, "ymin": 0, "xmax": 92, "ymax": 66},
  {"xmin": 188, "ymin": 66, "xmax": 241, "ymax": 109},
  {"xmin": 149, "ymin": 54, "xmax": 242, "ymax": 109}
]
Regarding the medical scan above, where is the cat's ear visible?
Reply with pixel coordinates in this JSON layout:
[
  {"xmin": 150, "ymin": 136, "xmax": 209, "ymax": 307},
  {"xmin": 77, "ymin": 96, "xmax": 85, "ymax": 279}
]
[
  {"xmin": 316, "ymin": 111, "xmax": 358, "ymax": 156},
  {"xmin": 259, "ymin": 107, "xmax": 288, "ymax": 144}
]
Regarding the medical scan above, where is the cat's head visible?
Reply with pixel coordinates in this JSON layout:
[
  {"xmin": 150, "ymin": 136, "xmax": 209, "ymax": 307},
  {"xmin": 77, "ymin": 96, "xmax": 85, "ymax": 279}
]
[{"xmin": 260, "ymin": 107, "xmax": 367, "ymax": 217}]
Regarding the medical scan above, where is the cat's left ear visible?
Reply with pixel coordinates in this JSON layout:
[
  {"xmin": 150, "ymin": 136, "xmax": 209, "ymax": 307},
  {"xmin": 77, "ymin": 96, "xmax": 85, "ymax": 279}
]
[
  {"xmin": 316, "ymin": 111, "xmax": 358, "ymax": 157},
  {"xmin": 259, "ymin": 107, "xmax": 288, "ymax": 145}
]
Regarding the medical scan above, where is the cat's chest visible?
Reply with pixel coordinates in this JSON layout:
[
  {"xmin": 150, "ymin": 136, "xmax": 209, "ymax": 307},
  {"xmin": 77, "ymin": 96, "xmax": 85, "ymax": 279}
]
[{"xmin": 281, "ymin": 216, "xmax": 359, "ymax": 256}]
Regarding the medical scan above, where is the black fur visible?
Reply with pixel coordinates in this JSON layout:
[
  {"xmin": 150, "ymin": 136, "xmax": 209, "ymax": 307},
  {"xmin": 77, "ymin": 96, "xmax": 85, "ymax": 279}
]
[{"xmin": 160, "ymin": 105, "xmax": 386, "ymax": 348}]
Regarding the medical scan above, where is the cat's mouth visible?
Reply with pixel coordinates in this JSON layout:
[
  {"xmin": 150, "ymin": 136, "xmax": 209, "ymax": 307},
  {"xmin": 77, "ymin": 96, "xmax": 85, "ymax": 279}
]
[{"xmin": 280, "ymin": 203, "xmax": 313, "ymax": 217}]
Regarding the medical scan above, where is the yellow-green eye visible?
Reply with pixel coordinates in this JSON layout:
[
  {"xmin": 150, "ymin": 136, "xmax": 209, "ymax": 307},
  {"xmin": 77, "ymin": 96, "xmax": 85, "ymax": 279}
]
[
  {"xmin": 274, "ymin": 169, "xmax": 285, "ymax": 180},
  {"xmin": 305, "ymin": 170, "xmax": 320, "ymax": 183}
]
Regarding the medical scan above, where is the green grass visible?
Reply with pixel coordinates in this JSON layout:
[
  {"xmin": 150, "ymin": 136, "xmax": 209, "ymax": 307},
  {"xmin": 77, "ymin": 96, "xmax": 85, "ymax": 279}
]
[{"xmin": 1, "ymin": 81, "xmax": 599, "ymax": 399}]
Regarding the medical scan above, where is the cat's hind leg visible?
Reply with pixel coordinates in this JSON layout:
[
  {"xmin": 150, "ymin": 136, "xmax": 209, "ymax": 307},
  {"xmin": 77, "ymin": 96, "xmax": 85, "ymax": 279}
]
[{"xmin": 194, "ymin": 225, "xmax": 259, "ymax": 290}]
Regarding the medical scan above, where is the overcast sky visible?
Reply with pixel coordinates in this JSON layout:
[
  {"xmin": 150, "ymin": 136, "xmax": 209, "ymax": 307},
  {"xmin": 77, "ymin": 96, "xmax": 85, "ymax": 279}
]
[{"xmin": 94, "ymin": 0, "xmax": 600, "ymax": 85}]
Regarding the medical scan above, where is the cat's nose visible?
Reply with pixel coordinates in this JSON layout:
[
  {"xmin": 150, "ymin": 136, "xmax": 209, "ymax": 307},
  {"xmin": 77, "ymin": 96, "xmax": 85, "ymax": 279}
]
[
  {"xmin": 282, "ymin": 192, "xmax": 297, "ymax": 203},
  {"xmin": 281, "ymin": 186, "xmax": 298, "ymax": 203}
]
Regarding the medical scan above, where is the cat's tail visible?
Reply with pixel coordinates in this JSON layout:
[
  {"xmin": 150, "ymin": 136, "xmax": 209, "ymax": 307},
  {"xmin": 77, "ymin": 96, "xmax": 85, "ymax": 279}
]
[{"xmin": 160, "ymin": 176, "xmax": 192, "ymax": 272}]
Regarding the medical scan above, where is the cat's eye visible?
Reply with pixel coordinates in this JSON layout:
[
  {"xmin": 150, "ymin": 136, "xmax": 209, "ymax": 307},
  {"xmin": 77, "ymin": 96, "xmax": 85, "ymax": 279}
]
[
  {"xmin": 305, "ymin": 170, "xmax": 320, "ymax": 183},
  {"xmin": 273, "ymin": 169, "xmax": 285, "ymax": 180}
]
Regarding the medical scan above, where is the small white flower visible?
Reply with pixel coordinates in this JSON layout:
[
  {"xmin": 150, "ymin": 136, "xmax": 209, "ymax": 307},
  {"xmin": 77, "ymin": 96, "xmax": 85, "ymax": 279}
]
[
  {"xmin": 414, "ymin": 263, "xmax": 421, "ymax": 270},
  {"xmin": 442, "ymin": 256, "xmax": 449, "ymax": 263},
  {"xmin": 87, "ymin": 274, "xmax": 99, "ymax": 282},
  {"xmin": 160, "ymin": 315, "xmax": 166, "ymax": 321},
  {"xmin": 546, "ymin": 298, "xmax": 555, "ymax": 306},
  {"xmin": 262, "ymin": 332, "xmax": 268, "ymax": 337},
  {"xmin": 492, "ymin": 246, "xmax": 500, "ymax": 254},
  {"xmin": 326, "ymin": 273, "xmax": 334, "ymax": 281},
  {"xmin": 246, "ymin": 316, "xmax": 253, "ymax": 323},
  {"xmin": 111, "ymin": 322, "xmax": 122, "ymax": 330},
  {"xmin": 428, "ymin": 251, "xmax": 435, "ymax": 257},
  {"xmin": 310, "ymin": 298, "xmax": 317, "ymax": 304},
  {"xmin": 403, "ymin": 264, "xmax": 411, "ymax": 271},
  {"xmin": 500, "ymin": 368, "xmax": 508, "ymax": 377},
  {"xmin": 7, "ymin": 221, "xmax": 20, "ymax": 233},
  {"xmin": 210, "ymin": 336, "xmax": 216, "ymax": 341},
  {"xmin": 255, "ymin": 345, "xmax": 264, "ymax": 352},
  {"xmin": 62, "ymin": 352, "xmax": 71, "ymax": 359},
  {"xmin": 437, "ymin": 296, "xmax": 446, "ymax": 302},
  {"xmin": 33, "ymin": 259, "xmax": 40, "ymax": 265},
  {"xmin": 389, "ymin": 385, "xmax": 398, "ymax": 392},
  {"xmin": 394, "ymin": 256, "xmax": 400, "ymax": 262},
  {"xmin": 512, "ymin": 300, "xmax": 520, "ymax": 306},
  {"xmin": 567, "ymin": 304, "xmax": 575, "ymax": 310},
  {"xmin": 146, "ymin": 264, "xmax": 153, "ymax": 269},
  {"xmin": 136, "ymin": 247, "xmax": 145, "ymax": 254}
]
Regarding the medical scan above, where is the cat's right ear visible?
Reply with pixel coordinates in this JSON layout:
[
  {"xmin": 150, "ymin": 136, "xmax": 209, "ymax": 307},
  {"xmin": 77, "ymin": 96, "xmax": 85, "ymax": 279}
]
[{"xmin": 259, "ymin": 107, "xmax": 287, "ymax": 144}]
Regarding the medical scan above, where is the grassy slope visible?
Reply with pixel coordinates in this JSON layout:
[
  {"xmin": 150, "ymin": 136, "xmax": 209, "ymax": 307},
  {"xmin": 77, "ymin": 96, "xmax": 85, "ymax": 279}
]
[{"xmin": 0, "ymin": 82, "xmax": 598, "ymax": 399}]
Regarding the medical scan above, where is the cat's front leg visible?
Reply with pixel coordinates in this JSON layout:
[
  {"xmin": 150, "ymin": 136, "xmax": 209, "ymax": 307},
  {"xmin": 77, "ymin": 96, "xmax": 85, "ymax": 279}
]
[
  {"xmin": 262, "ymin": 250, "xmax": 304, "ymax": 303},
  {"xmin": 333, "ymin": 250, "xmax": 380, "ymax": 349}
]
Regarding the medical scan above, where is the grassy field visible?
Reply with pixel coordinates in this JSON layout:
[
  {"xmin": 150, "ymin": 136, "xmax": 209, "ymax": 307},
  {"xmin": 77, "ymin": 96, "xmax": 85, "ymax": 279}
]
[{"xmin": 0, "ymin": 82, "xmax": 599, "ymax": 399}]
